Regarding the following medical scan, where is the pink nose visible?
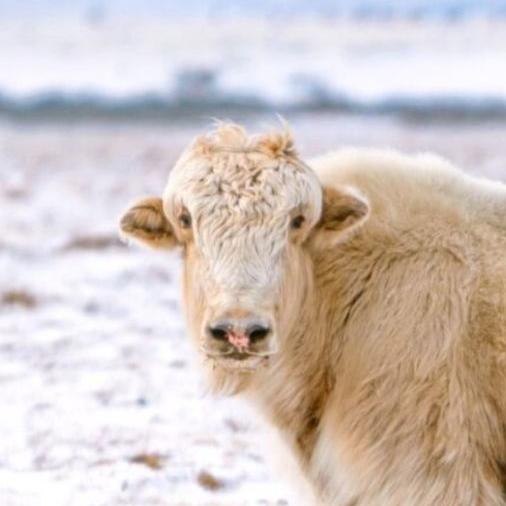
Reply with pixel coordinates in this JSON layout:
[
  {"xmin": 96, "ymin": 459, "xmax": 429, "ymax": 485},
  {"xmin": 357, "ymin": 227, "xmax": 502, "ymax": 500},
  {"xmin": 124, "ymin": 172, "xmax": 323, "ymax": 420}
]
[
  {"xmin": 207, "ymin": 320, "xmax": 271, "ymax": 351},
  {"xmin": 227, "ymin": 330, "xmax": 250, "ymax": 351}
]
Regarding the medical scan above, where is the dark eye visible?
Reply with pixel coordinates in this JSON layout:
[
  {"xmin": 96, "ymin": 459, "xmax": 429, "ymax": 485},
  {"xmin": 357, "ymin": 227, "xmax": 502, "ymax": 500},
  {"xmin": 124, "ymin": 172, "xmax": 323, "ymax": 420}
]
[
  {"xmin": 290, "ymin": 215, "xmax": 305, "ymax": 230},
  {"xmin": 179, "ymin": 212, "xmax": 192, "ymax": 229}
]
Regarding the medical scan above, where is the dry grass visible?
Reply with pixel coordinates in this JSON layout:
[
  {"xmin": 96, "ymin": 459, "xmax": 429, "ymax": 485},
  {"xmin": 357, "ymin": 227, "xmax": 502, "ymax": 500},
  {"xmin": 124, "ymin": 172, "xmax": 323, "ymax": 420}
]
[
  {"xmin": 62, "ymin": 234, "xmax": 125, "ymax": 251},
  {"xmin": 1, "ymin": 290, "xmax": 37, "ymax": 308},
  {"xmin": 129, "ymin": 453, "xmax": 167, "ymax": 470},
  {"xmin": 196, "ymin": 470, "xmax": 226, "ymax": 491}
]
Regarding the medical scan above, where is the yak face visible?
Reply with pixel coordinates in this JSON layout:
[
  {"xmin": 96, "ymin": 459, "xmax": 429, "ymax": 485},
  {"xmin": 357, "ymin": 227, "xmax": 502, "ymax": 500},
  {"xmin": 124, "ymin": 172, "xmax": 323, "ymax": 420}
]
[
  {"xmin": 120, "ymin": 124, "xmax": 369, "ymax": 374},
  {"xmin": 166, "ymin": 137, "xmax": 323, "ymax": 372}
]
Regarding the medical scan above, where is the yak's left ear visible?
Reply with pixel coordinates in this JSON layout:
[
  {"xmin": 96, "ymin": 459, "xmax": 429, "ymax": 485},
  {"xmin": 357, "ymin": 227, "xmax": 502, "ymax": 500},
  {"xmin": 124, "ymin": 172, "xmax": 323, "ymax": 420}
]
[
  {"xmin": 119, "ymin": 197, "xmax": 179, "ymax": 249},
  {"xmin": 316, "ymin": 185, "xmax": 370, "ymax": 241}
]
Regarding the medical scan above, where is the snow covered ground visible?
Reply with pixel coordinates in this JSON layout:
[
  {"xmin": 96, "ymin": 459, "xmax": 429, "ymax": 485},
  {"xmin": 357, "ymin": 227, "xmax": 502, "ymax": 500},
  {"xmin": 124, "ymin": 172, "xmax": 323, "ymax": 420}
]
[{"xmin": 1, "ymin": 114, "xmax": 505, "ymax": 505}]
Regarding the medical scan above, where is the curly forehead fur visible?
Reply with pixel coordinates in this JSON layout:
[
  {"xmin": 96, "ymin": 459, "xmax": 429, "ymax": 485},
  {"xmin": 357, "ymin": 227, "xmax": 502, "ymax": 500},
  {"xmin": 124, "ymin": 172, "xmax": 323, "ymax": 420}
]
[
  {"xmin": 191, "ymin": 122, "xmax": 297, "ymax": 158},
  {"xmin": 163, "ymin": 123, "xmax": 322, "ymax": 223}
]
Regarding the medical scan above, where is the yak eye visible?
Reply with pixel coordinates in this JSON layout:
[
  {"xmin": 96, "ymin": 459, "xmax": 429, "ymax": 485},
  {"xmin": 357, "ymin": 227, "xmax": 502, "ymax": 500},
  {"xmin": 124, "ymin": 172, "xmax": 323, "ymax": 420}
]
[
  {"xmin": 290, "ymin": 215, "xmax": 305, "ymax": 230},
  {"xmin": 179, "ymin": 212, "xmax": 192, "ymax": 229}
]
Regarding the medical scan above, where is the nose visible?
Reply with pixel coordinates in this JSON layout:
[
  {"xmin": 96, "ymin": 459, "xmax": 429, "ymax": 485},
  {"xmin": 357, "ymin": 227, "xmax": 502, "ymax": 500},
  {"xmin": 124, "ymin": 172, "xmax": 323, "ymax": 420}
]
[{"xmin": 207, "ymin": 319, "xmax": 272, "ymax": 349}]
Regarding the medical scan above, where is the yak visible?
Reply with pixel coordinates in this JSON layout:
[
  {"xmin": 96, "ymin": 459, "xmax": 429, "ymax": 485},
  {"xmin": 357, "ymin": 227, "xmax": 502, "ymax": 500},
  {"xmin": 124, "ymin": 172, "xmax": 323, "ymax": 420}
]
[{"xmin": 120, "ymin": 124, "xmax": 506, "ymax": 505}]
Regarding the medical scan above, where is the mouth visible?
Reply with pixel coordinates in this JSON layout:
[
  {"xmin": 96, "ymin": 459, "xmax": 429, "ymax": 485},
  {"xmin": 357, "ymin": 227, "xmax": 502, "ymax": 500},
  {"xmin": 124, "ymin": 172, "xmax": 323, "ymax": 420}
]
[
  {"xmin": 202, "ymin": 347, "xmax": 273, "ymax": 371},
  {"xmin": 223, "ymin": 350, "xmax": 253, "ymax": 361}
]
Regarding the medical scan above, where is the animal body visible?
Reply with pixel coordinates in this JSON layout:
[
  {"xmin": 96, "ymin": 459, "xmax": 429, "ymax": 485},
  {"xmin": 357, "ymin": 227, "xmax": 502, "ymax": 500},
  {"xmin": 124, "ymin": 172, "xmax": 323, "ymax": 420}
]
[{"xmin": 120, "ymin": 124, "xmax": 506, "ymax": 505}]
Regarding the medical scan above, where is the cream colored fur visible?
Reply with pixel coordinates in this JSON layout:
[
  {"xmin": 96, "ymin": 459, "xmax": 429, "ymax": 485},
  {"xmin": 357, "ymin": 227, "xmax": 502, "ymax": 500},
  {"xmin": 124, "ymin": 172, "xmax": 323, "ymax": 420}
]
[{"xmin": 120, "ymin": 125, "xmax": 506, "ymax": 505}]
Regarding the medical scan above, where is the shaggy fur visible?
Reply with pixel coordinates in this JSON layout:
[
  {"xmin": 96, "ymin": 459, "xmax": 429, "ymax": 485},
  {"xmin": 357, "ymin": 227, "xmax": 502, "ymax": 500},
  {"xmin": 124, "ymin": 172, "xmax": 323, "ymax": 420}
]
[{"xmin": 120, "ymin": 124, "xmax": 506, "ymax": 505}]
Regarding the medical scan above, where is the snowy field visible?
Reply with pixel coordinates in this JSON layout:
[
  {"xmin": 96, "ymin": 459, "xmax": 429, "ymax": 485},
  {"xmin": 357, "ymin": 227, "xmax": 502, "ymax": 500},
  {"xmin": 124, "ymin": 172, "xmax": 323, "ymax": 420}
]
[
  {"xmin": 2, "ymin": 16, "xmax": 506, "ymax": 114},
  {"xmin": 1, "ymin": 114, "xmax": 506, "ymax": 505}
]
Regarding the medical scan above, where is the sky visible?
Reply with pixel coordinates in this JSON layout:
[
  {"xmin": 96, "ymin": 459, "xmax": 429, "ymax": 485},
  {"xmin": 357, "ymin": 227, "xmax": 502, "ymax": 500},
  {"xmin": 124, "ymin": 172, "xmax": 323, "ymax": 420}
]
[{"xmin": 2, "ymin": 0, "xmax": 506, "ymax": 19}]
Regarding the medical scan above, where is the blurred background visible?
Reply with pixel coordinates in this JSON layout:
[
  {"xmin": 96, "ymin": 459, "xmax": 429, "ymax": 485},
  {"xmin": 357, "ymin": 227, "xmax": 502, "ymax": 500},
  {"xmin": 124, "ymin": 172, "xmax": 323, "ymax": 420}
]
[{"xmin": 1, "ymin": 1, "xmax": 506, "ymax": 505}]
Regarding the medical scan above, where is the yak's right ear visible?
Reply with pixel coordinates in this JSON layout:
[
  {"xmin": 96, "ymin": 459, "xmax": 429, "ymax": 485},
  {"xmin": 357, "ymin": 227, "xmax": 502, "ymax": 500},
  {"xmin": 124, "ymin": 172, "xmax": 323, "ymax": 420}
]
[{"xmin": 119, "ymin": 197, "xmax": 179, "ymax": 249}]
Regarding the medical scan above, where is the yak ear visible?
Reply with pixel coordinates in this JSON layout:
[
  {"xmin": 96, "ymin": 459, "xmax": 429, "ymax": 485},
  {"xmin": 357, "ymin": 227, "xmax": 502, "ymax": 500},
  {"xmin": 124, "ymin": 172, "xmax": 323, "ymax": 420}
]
[
  {"xmin": 316, "ymin": 185, "xmax": 370, "ymax": 242},
  {"xmin": 119, "ymin": 197, "xmax": 179, "ymax": 249}
]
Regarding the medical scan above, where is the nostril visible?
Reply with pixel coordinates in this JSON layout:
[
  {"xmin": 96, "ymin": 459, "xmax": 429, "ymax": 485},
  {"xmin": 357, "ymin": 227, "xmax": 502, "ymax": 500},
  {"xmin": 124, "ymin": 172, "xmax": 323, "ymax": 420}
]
[
  {"xmin": 247, "ymin": 324, "xmax": 271, "ymax": 343},
  {"xmin": 208, "ymin": 325, "xmax": 229, "ymax": 341}
]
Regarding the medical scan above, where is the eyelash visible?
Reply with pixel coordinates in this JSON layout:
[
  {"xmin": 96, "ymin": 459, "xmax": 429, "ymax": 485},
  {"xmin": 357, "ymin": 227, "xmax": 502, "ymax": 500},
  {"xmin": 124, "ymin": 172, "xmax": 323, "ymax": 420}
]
[
  {"xmin": 179, "ymin": 212, "xmax": 192, "ymax": 229},
  {"xmin": 290, "ymin": 215, "xmax": 305, "ymax": 229}
]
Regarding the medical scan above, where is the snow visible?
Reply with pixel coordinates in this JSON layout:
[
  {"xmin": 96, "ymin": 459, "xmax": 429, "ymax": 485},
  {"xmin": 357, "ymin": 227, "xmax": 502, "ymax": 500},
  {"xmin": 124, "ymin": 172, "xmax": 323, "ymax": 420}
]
[{"xmin": 1, "ymin": 116, "xmax": 505, "ymax": 504}]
